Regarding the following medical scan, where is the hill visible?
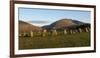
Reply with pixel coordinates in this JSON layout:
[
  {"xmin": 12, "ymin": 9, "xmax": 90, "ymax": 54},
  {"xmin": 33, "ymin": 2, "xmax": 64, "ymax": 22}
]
[
  {"xmin": 42, "ymin": 18, "xmax": 86, "ymax": 30},
  {"xmin": 19, "ymin": 20, "xmax": 42, "ymax": 33}
]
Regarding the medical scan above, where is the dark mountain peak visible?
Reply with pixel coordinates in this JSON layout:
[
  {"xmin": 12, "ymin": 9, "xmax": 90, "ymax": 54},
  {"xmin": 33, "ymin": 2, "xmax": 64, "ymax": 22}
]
[
  {"xmin": 42, "ymin": 18, "xmax": 85, "ymax": 30},
  {"xmin": 54, "ymin": 19, "xmax": 74, "ymax": 24},
  {"xmin": 57, "ymin": 18, "xmax": 72, "ymax": 21}
]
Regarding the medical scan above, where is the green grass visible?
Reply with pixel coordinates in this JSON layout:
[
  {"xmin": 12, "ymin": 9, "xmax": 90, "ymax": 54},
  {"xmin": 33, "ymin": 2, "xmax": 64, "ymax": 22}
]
[{"xmin": 19, "ymin": 32, "xmax": 90, "ymax": 50}]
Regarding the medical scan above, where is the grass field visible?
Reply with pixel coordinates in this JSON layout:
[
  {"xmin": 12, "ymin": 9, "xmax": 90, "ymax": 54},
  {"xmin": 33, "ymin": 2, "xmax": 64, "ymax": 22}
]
[{"xmin": 19, "ymin": 32, "xmax": 90, "ymax": 50}]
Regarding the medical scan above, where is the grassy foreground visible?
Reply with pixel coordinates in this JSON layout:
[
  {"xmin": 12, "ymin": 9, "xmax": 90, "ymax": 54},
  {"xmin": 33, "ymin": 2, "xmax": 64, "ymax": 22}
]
[{"xmin": 19, "ymin": 32, "xmax": 90, "ymax": 50}]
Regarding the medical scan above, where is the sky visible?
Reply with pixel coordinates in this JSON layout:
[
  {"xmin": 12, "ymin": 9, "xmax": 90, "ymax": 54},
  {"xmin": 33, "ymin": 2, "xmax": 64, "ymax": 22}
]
[{"xmin": 18, "ymin": 7, "xmax": 91, "ymax": 27}]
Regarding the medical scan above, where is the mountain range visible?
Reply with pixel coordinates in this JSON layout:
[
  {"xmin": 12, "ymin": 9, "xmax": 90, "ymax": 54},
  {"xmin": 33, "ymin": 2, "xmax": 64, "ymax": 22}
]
[{"xmin": 19, "ymin": 18, "xmax": 90, "ymax": 32}]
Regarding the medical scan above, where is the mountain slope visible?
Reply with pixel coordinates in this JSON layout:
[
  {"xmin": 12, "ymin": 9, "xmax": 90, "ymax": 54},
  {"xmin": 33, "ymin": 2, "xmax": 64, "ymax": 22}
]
[
  {"xmin": 42, "ymin": 19, "xmax": 85, "ymax": 30},
  {"xmin": 19, "ymin": 20, "xmax": 42, "ymax": 33}
]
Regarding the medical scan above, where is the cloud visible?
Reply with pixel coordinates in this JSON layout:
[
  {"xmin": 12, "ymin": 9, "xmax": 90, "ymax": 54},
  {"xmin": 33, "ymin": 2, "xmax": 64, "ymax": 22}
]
[{"xmin": 27, "ymin": 20, "xmax": 49, "ymax": 24}]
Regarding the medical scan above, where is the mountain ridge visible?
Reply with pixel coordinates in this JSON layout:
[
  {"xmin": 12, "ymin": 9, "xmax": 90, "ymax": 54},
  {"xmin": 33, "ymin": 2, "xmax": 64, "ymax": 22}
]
[
  {"xmin": 42, "ymin": 18, "xmax": 87, "ymax": 30},
  {"xmin": 19, "ymin": 18, "xmax": 90, "ymax": 32}
]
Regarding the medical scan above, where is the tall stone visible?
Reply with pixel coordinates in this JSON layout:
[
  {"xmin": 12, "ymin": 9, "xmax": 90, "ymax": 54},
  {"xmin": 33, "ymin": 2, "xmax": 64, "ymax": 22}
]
[
  {"xmin": 64, "ymin": 29, "xmax": 67, "ymax": 34},
  {"xmin": 70, "ymin": 30, "xmax": 73, "ymax": 34},
  {"xmin": 79, "ymin": 28, "xmax": 82, "ymax": 33},
  {"xmin": 85, "ymin": 27, "xmax": 89, "ymax": 32},
  {"xmin": 30, "ymin": 31, "xmax": 34, "ymax": 37},
  {"xmin": 23, "ymin": 32, "xmax": 27, "ymax": 37},
  {"xmin": 42, "ymin": 29, "xmax": 47, "ymax": 37},
  {"xmin": 52, "ymin": 29, "xmax": 57, "ymax": 36}
]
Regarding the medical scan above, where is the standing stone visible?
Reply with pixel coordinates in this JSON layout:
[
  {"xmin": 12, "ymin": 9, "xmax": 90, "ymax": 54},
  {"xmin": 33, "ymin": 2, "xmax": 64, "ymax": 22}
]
[
  {"xmin": 23, "ymin": 32, "xmax": 27, "ymax": 37},
  {"xmin": 70, "ymin": 30, "xmax": 73, "ymax": 34},
  {"xmin": 87, "ymin": 27, "xmax": 90, "ymax": 32},
  {"xmin": 64, "ymin": 29, "xmax": 67, "ymax": 35},
  {"xmin": 79, "ymin": 28, "xmax": 82, "ymax": 33},
  {"xmin": 52, "ymin": 29, "xmax": 57, "ymax": 36},
  {"xmin": 85, "ymin": 27, "xmax": 89, "ymax": 32},
  {"xmin": 42, "ymin": 29, "xmax": 47, "ymax": 37},
  {"xmin": 30, "ymin": 31, "xmax": 34, "ymax": 37}
]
